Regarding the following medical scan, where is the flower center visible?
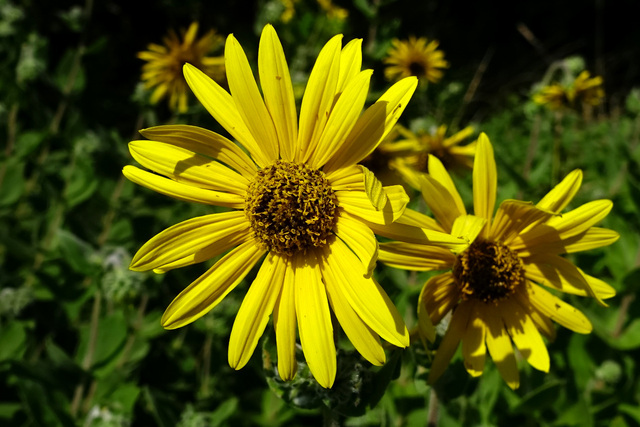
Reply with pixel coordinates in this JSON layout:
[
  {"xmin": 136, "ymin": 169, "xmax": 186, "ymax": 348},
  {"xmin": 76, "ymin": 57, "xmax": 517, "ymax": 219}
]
[
  {"xmin": 408, "ymin": 60, "xmax": 427, "ymax": 77},
  {"xmin": 245, "ymin": 160, "xmax": 338, "ymax": 256},
  {"xmin": 453, "ymin": 238, "xmax": 525, "ymax": 303}
]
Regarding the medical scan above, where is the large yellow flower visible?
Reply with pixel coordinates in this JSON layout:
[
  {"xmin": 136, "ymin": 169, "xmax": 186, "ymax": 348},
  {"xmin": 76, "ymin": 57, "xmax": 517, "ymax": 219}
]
[
  {"xmin": 378, "ymin": 133, "xmax": 618, "ymax": 389},
  {"xmin": 379, "ymin": 124, "xmax": 476, "ymax": 190},
  {"xmin": 124, "ymin": 25, "xmax": 459, "ymax": 388},
  {"xmin": 384, "ymin": 37, "xmax": 449, "ymax": 84},
  {"xmin": 138, "ymin": 22, "xmax": 225, "ymax": 113}
]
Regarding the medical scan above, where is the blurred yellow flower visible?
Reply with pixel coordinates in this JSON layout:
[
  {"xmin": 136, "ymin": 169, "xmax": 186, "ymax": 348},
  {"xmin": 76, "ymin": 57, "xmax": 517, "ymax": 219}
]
[
  {"xmin": 123, "ymin": 25, "xmax": 451, "ymax": 388},
  {"xmin": 377, "ymin": 133, "xmax": 618, "ymax": 389},
  {"xmin": 138, "ymin": 22, "xmax": 225, "ymax": 113},
  {"xmin": 279, "ymin": 0, "xmax": 348, "ymax": 23},
  {"xmin": 570, "ymin": 70, "xmax": 605, "ymax": 107},
  {"xmin": 384, "ymin": 37, "xmax": 449, "ymax": 83},
  {"xmin": 534, "ymin": 70, "xmax": 604, "ymax": 111},
  {"xmin": 378, "ymin": 124, "xmax": 475, "ymax": 190}
]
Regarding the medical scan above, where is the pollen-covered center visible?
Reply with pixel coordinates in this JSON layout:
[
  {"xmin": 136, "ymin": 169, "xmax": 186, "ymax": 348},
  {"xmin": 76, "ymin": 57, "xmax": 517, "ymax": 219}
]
[
  {"xmin": 245, "ymin": 160, "xmax": 338, "ymax": 257},
  {"xmin": 453, "ymin": 238, "xmax": 525, "ymax": 304}
]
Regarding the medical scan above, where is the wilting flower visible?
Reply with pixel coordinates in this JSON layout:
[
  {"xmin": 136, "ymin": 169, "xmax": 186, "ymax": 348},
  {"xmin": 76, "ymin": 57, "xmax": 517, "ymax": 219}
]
[
  {"xmin": 384, "ymin": 37, "xmax": 449, "ymax": 84},
  {"xmin": 138, "ymin": 22, "xmax": 225, "ymax": 113},
  {"xmin": 378, "ymin": 124, "xmax": 475, "ymax": 190},
  {"xmin": 378, "ymin": 133, "xmax": 618, "ymax": 389},
  {"xmin": 534, "ymin": 70, "xmax": 604, "ymax": 111},
  {"xmin": 123, "ymin": 25, "xmax": 461, "ymax": 388}
]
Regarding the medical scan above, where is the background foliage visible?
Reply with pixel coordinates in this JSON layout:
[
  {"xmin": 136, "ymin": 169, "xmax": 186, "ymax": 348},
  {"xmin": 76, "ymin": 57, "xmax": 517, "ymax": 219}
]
[{"xmin": 1, "ymin": 0, "xmax": 639, "ymax": 425}]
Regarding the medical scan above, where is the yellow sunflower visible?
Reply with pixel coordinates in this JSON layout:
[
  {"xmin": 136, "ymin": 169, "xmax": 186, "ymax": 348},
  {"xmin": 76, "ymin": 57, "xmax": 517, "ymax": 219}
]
[
  {"xmin": 377, "ymin": 133, "xmax": 618, "ymax": 389},
  {"xmin": 138, "ymin": 22, "xmax": 225, "ymax": 113},
  {"xmin": 379, "ymin": 124, "xmax": 476, "ymax": 190},
  {"xmin": 124, "ymin": 25, "xmax": 461, "ymax": 388},
  {"xmin": 384, "ymin": 36, "xmax": 449, "ymax": 84}
]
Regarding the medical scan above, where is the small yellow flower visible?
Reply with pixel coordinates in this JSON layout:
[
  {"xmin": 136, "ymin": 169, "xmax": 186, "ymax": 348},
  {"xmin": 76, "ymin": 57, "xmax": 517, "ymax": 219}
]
[
  {"xmin": 138, "ymin": 22, "xmax": 225, "ymax": 113},
  {"xmin": 379, "ymin": 125, "xmax": 476, "ymax": 190},
  {"xmin": 124, "ymin": 25, "xmax": 460, "ymax": 388},
  {"xmin": 384, "ymin": 37, "xmax": 449, "ymax": 84},
  {"xmin": 534, "ymin": 70, "xmax": 604, "ymax": 111},
  {"xmin": 570, "ymin": 70, "xmax": 605, "ymax": 107},
  {"xmin": 533, "ymin": 84, "xmax": 568, "ymax": 111},
  {"xmin": 376, "ymin": 133, "xmax": 618, "ymax": 389},
  {"xmin": 279, "ymin": 0, "xmax": 348, "ymax": 23}
]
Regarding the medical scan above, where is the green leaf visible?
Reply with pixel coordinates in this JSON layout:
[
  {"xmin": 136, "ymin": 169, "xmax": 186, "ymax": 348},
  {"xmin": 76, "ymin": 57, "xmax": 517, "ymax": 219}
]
[
  {"xmin": 54, "ymin": 228, "xmax": 96, "ymax": 275},
  {"xmin": 211, "ymin": 398, "xmax": 239, "ymax": 427},
  {"xmin": 0, "ymin": 321, "xmax": 27, "ymax": 362},
  {"xmin": 63, "ymin": 157, "xmax": 97, "ymax": 207},
  {"xmin": 0, "ymin": 158, "xmax": 25, "ymax": 206},
  {"xmin": 15, "ymin": 131, "xmax": 47, "ymax": 158},
  {"xmin": 75, "ymin": 310, "xmax": 128, "ymax": 375},
  {"xmin": 608, "ymin": 318, "xmax": 640, "ymax": 350},
  {"xmin": 53, "ymin": 48, "xmax": 85, "ymax": 94}
]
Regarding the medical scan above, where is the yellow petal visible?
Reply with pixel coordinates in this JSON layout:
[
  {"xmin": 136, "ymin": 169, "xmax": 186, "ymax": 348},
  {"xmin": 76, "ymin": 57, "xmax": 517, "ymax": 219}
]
[
  {"xmin": 462, "ymin": 301, "xmax": 487, "ymax": 377},
  {"xmin": 560, "ymin": 227, "xmax": 620, "ymax": 253},
  {"xmin": 379, "ymin": 242, "xmax": 455, "ymax": 271},
  {"xmin": 323, "ymin": 77, "xmax": 418, "ymax": 171},
  {"xmin": 130, "ymin": 211, "xmax": 249, "ymax": 271},
  {"xmin": 226, "ymin": 34, "xmax": 279, "ymax": 162},
  {"xmin": 293, "ymin": 251, "xmax": 336, "ymax": 388},
  {"xmin": 321, "ymin": 238, "xmax": 409, "ymax": 347},
  {"xmin": 151, "ymin": 227, "xmax": 251, "ymax": 273},
  {"xmin": 324, "ymin": 261, "xmax": 385, "ymax": 366},
  {"xmin": 525, "ymin": 254, "xmax": 610, "ymax": 304},
  {"xmin": 420, "ymin": 174, "xmax": 464, "ymax": 232},
  {"xmin": 326, "ymin": 164, "xmax": 362, "ymax": 190},
  {"xmin": 428, "ymin": 301, "xmax": 472, "ymax": 385},
  {"xmin": 537, "ymin": 169, "xmax": 583, "ymax": 213},
  {"xmin": 450, "ymin": 215, "xmax": 486, "ymax": 246},
  {"xmin": 396, "ymin": 208, "xmax": 445, "ymax": 231},
  {"xmin": 482, "ymin": 307, "xmax": 519, "ymax": 389},
  {"xmin": 310, "ymin": 70, "xmax": 373, "ymax": 168},
  {"xmin": 521, "ymin": 282, "xmax": 592, "ymax": 334},
  {"xmin": 258, "ymin": 25, "xmax": 297, "ymax": 162},
  {"xmin": 183, "ymin": 64, "xmax": 270, "ymax": 167},
  {"xmin": 501, "ymin": 298, "xmax": 550, "ymax": 373},
  {"xmin": 334, "ymin": 211, "xmax": 379, "ymax": 277},
  {"xmin": 123, "ymin": 165, "xmax": 245, "ymax": 208},
  {"xmin": 129, "ymin": 140, "xmax": 248, "ymax": 195},
  {"xmin": 297, "ymin": 35, "xmax": 342, "ymax": 162},
  {"xmin": 420, "ymin": 273, "xmax": 459, "ymax": 325},
  {"xmin": 427, "ymin": 155, "xmax": 466, "ymax": 215},
  {"xmin": 273, "ymin": 258, "xmax": 297, "ymax": 381},
  {"xmin": 139, "ymin": 125, "xmax": 257, "ymax": 179},
  {"xmin": 229, "ymin": 253, "xmax": 286, "ymax": 369},
  {"xmin": 360, "ymin": 165, "xmax": 387, "ymax": 210},
  {"xmin": 490, "ymin": 200, "xmax": 556, "ymax": 244},
  {"xmin": 473, "ymin": 133, "xmax": 497, "ymax": 237},
  {"xmin": 337, "ymin": 185, "xmax": 408, "ymax": 225},
  {"xmin": 161, "ymin": 239, "xmax": 266, "ymax": 329},
  {"xmin": 336, "ymin": 38, "xmax": 362, "ymax": 93}
]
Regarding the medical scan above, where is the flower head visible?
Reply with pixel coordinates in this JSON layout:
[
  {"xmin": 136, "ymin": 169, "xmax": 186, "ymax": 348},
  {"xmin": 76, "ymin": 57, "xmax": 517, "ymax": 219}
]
[
  {"xmin": 378, "ymin": 124, "xmax": 476, "ymax": 190},
  {"xmin": 378, "ymin": 133, "xmax": 618, "ymax": 389},
  {"xmin": 138, "ymin": 22, "xmax": 225, "ymax": 113},
  {"xmin": 534, "ymin": 70, "xmax": 604, "ymax": 111},
  {"xmin": 123, "ymin": 25, "xmax": 454, "ymax": 388},
  {"xmin": 384, "ymin": 37, "xmax": 449, "ymax": 84}
]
